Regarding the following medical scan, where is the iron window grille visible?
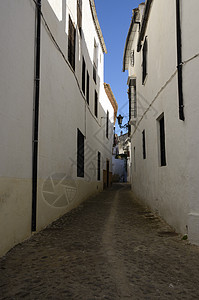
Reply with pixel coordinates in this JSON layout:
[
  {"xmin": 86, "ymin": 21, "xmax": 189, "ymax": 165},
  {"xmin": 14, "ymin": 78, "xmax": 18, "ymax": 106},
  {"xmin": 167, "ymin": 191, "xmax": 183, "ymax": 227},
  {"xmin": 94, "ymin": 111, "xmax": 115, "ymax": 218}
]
[
  {"xmin": 142, "ymin": 37, "xmax": 148, "ymax": 84},
  {"xmin": 142, "ymin": 130, "xmax": 146, "ymax": 159},
  {"xmin": 97, "ymin": 152, "xmax": 101, "ymax": 181},
  {"xmin": 93, "ymin": 40, "xmax": 98, "ymax": 84},
  {"xmin": 86, "ymin": 71, "xmax": 90, "ymax": 104},
  {"xmin": 68, "ymin": 15, "xmax": 76, "ymax": 71},
  {"xmin": 82, "ymin": 57, "xmax": 86, "ymax": 95},
  {"xmin": 159, "ymin": 115, "xmax": 167, "ymax": 166},
  {"xmin": 94, "ymin": 90, "xmax": 98, "ymax": 117},
  {"xmin": 130, "ymin": 50, "xmax": 135, "ymax": 67},
  {"xmin": 77, "ymin": 129, "xmax": 84, "ymax": 177},
  {"xmin": 77, "ymin": 0, "xmax": 82, "ymax": 35},
  {"xmin": 93, "ymin": 63, "xmax": 97, "ymax": 84},
  {"xmin": 106, "ymin": 111, "xmax": 109, "ymax": 139},
  {"xmin": 128, "ymin": 78, "xmax": 137, "ymax": 119}
]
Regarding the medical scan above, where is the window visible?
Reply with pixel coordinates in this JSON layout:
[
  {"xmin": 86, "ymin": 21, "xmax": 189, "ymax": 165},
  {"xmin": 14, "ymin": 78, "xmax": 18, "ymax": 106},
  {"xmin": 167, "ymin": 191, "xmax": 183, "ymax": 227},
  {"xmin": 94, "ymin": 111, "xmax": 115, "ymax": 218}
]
[
  {"xmin": 97, "ymin": 152, "xmax": 101, "ymax": 181},
  {"xmin": 128, "ymin": 77, "xmax": 136, "ymax": 137},
  {"xmin": 94, "ymin": 90, "xmax": 98, "ymax": 117},
  {"xmin": 142, "ymin": 130, "xmax": 146, "ymax": 159},
  {"xmin": 86, "ymin": 71, "xmax": 90, "ymax": 104},
  {"xmin": 130, "ymin": 50, "xmax": 135, "ymax": 67},
  {"xmin": 77, "ymin": 0, "xmax": 82, "ymax": 34},
  {"xmin": 142, "ymin": 37, "xmax": 148, "ymax": 84},
  {"xmin": 68, "ymin": 16, "xmax": 76, "ymax": 71},
  {"xmin": 106, "ymin": 160, "xmax": 110, "ymax": 188},
  {"xmin": 93, "ymin": 40, "xmax": 98, "ymax": 84},
  {"xmin": 106, "ymin": 111, "xmax": 109, "ymax": 139},
  {"xmin": 159, "ymin": 115, "xmax": 167, "ymax": 166},
  {"xmin": 129, "ymin": 87, "xmax": 132, "ymax": 120},
  {"xmin": 77, "ymin": 129, "xmax": 84, "ymax": 177},
  {"xmin": 82, "ymin": 57, "xmax": 86, "ymax": 95},
  {"xmin": 93, "ymin": 64, "xmax": 97, "ymax": 84},
  {"xmin": 128, "ymin": 78, "xmax": 137, "ymax": 119}
]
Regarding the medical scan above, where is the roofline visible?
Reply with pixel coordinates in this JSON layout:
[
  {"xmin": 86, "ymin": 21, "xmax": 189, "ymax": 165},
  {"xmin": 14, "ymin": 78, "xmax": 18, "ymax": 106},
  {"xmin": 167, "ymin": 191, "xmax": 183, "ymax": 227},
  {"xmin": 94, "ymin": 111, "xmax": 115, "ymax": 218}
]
[
  {"xmin": 89, "ymin": 0, "xmax": 107, "ymax": 54},
  {"xmin": 137, "ymin": 0, "xmax": 153, "ymax": 52},
  {"xmin": 122, "ymin": 8, "xmax": 138, "ymax": 72},
  {"xmin": 104, "ymin": 83, "xmax": 118, "ymax": 124}
]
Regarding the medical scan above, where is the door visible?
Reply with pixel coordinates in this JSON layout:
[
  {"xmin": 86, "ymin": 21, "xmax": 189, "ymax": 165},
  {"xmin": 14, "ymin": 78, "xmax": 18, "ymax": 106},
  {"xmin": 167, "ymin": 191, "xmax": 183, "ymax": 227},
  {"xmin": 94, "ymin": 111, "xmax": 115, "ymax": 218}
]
[{"xmin": 106, "ymin": 160, "xmax": 109, "ymax": 188}]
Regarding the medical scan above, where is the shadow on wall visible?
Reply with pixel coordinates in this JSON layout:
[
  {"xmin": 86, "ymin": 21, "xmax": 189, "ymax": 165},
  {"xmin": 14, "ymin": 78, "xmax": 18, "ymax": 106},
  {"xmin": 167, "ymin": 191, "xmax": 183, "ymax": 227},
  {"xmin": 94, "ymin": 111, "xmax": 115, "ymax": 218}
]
[{"xmin": 39, "ymin": 1, "xmax": 115, "ymax": 189}]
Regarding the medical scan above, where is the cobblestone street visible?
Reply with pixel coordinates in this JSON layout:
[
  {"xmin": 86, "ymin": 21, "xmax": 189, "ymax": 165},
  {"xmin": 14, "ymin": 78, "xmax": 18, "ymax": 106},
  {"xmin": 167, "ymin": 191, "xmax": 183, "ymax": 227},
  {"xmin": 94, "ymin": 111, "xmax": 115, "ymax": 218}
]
[{"xmin": 1, "ymin": 183, "xmax": 199, "ymax": 299}]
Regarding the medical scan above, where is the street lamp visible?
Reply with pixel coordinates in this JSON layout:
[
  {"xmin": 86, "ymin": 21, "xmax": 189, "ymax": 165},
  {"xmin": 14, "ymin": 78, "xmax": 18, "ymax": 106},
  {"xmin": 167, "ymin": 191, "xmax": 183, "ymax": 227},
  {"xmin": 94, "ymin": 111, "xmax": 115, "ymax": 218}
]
[
  {"xmin": 117, "ymin": 114, "xmax": 128, "ymax": 129},
  {"xmin": 117, "ymin": 114, "xmax": 123, "ymax": 127}
]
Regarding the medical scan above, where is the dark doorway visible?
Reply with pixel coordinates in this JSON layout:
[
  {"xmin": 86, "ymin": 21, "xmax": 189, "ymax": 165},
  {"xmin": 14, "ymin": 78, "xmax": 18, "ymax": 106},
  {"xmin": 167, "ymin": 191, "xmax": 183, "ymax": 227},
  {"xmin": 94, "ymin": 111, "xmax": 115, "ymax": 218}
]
[{"xmin": 106, "ymin": 160, "xmax": 109, "ymax": 188}]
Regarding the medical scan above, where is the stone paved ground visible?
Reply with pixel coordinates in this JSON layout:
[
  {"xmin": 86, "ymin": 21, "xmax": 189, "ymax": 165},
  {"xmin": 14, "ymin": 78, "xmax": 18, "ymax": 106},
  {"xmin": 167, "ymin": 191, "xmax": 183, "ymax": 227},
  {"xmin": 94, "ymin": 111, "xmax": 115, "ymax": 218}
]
[{"xmin": 1, "ymin": 183, "xmax": 199, "ymax": 299}]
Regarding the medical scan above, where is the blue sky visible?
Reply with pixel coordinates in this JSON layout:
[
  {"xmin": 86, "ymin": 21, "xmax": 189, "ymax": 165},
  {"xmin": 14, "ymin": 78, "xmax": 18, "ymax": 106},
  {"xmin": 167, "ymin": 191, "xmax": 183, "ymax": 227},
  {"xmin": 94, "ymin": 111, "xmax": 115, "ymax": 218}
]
[{"xmin": 95, "ymin": 0, "xmax": 142, "ymax": 134}]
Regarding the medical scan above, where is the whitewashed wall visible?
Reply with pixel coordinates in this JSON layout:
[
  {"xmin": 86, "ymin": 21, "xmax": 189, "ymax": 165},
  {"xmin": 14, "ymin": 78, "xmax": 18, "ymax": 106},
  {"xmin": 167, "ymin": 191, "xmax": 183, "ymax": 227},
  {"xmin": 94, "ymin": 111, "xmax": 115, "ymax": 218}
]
[
  {"xmin": 181, "ymin": 0, "xmax": 199, "ymax": 244},
  {"xmin": 0, "ymin": 0, "xmax": 35, "ymax": 257},
  {"xmin": 125, "ymin": 0, "xmax": 199, "ymax": 242},
  {"xmin": 37, "ymin": 0, "xmax": 114, "ymax": 230},
  {"xmin": 0, "ymin": 0, "xmax": 114, "ymax": 256}
]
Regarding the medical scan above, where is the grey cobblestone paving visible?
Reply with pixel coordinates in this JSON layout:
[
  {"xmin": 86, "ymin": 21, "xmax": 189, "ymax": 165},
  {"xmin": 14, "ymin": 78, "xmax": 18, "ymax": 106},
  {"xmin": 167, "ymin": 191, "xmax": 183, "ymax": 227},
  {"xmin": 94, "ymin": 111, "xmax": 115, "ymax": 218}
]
[{"xmin": 1, "ymin": 183, "xmax": 199, "ymax": 299}]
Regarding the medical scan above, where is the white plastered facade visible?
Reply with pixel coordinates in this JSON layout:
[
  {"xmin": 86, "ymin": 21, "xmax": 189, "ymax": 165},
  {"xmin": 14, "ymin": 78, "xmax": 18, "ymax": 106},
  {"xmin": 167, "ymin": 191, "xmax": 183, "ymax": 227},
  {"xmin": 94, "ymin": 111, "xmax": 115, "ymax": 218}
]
[
  {"xmin": 124, "ymin": 0, "xmax": 199, "ymax": 244},
  {"xmin": 0, "ymin": 0, "xmax": 115, "ymax": 256}
]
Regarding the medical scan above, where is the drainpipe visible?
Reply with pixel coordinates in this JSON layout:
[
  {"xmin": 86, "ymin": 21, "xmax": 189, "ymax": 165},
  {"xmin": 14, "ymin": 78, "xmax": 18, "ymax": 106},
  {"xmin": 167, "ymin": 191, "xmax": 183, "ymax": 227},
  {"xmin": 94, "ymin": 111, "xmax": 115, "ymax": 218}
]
[
  {"xmin": 32, "ymin": 0, "xmax": 41, "ymax": 232},
  {"xmin": 176, "ymin": 0, "xmax": 185, "ymax": 121}
]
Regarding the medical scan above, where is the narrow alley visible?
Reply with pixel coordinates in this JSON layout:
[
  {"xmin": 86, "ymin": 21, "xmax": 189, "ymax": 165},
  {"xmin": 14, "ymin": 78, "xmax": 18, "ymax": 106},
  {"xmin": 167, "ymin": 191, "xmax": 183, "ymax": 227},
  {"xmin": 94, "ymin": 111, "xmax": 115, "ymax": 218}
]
[{"xmin": 1, "ymin": 184, "xmax": 199, "ymax": 299}]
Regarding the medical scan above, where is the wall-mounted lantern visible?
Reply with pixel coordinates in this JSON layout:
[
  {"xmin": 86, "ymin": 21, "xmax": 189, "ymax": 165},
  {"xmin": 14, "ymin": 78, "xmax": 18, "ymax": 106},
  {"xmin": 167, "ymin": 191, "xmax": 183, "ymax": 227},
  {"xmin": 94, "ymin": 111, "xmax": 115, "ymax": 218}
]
[
  {"xmin": 117, "ymin": 114, "xmax": 129, "ymax": 129},
  {"xmin": 117, "ymin": 114, "xmax": 124, "ymax": 127}
]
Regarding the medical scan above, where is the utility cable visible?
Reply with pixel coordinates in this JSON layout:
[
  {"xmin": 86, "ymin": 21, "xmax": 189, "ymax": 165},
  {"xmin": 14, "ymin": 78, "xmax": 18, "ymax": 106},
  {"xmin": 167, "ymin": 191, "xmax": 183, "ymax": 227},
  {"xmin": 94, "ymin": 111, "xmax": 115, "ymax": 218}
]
[
  {"xmin": 32, "ymin": 0, "xmax": 101, "ymax": 127},
  {"xmin": 131, "ymin": 51, "xmax": 199, "ymax": 138}
]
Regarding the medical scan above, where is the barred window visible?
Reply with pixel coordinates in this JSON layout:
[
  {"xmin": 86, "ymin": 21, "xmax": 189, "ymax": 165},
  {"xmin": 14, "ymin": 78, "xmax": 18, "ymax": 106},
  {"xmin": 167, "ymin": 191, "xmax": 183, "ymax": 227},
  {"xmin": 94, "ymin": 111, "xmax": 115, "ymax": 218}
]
[
  {"xmin": 82, "ymin": 57, "xmax": 86, "ymax": 95},
  {"xmin": 93, "ymin": 63, "xmax": 97, "ymax": 84},
  {"xmin": 130, "ymin": 50, "xmax": 135, "ymax": 67},
  {"xmin": 128, "ymin": 79, "xmax": 137, "ymax": 119},
  {"xmin": 86, "ymin": 71, "xmax": 90, "ymax": 104},
  {"xmin": 93, "ymin": 40, "xmax": 98, "ymax": 84},
  {"xmin": 77, "ymin": 0, "xmax": 82, "ymax": 34},
  {"xmin": 128, "ymin": 77, "xmax": 137, "ymax": 136},
  {"xmin": 77, "ymin": 129, "xmax": 84, "ymax": 177},
  {"xmin": 159, "ymin": 115, "xmax": 166, "ymax": 166},
  {"xmin": 142, "ymin": 37, "xmax": 148, "ymax": 84},
  {"xmin": 94, "ymin": 90, "xmax": 98, "ymax": 117},
  {"xmin": 142, "ymin": 130, "xmax": 146, "ymax": 160},
  {"xmin": 97, "ymin": 152, "xmax": 101, "ymax": 181},
  {"xmin": 68, "ymin": 15, "xmax": 76, "ymax": 71},
  {"xmin": 106, "ymin": 111, "xmax": 109, "ymax": 139}
]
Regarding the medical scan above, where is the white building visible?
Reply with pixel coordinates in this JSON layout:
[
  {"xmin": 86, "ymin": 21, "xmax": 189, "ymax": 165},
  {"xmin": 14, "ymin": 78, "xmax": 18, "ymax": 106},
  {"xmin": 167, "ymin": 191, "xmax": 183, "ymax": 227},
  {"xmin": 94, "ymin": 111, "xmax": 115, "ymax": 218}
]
[
  {"xmin": 112, "ymin": 133, "xmax": 131, "ymax": 182},
  {"xmin": 123, "ymin": 0, "xmax": 199, "ymax": 244},
  {"xmin": 0, "ymin": 0, "xmax": 117, "ymax": 257}
]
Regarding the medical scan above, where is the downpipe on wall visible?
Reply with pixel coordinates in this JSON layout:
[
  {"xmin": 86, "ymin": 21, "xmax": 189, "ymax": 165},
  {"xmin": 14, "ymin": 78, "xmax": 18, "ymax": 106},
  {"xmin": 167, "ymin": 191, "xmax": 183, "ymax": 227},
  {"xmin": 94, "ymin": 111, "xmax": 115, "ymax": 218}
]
[
  {"xmin": 32, "ymin": 0, "xmax": 41, "ymax": 232},
  {"xmin": 176, "ymin": 0, "xmax": 185, "ymax": 121}
]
